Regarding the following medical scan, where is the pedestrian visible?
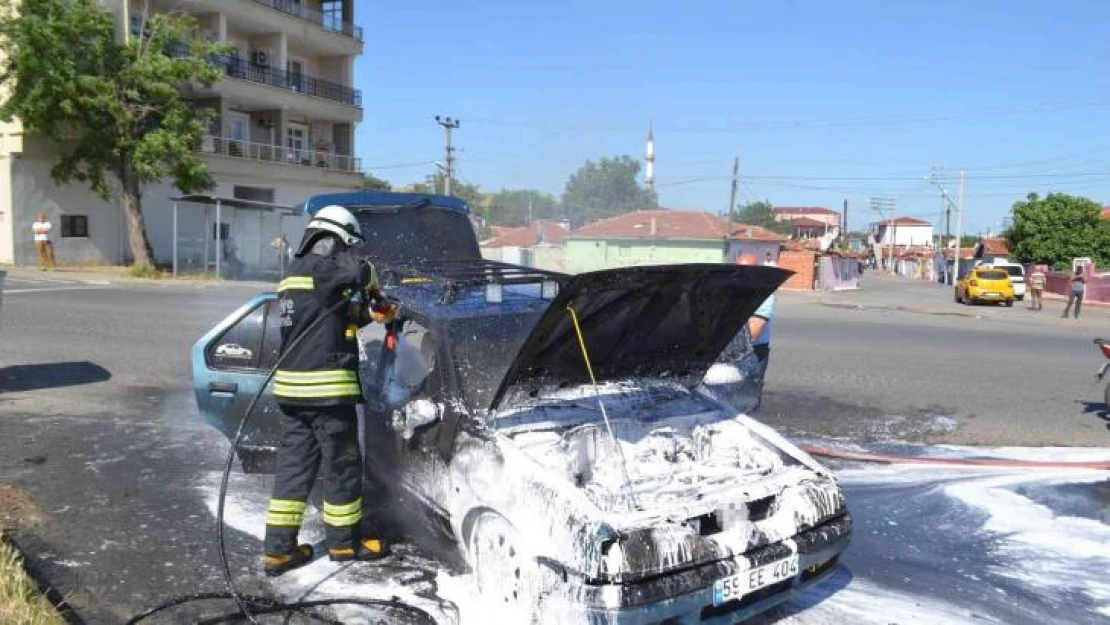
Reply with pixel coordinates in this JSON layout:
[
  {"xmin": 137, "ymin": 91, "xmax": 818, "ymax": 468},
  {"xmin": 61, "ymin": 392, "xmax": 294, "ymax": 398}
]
[
  {"xmin": 1062, "ymin": 265, "xmax": 1087, "ymax": 319},
  {"xmin": 32, "ymin": 212, "xmax": 55, "ymax": 269},
  {"xmin": 263, "ymin": 205, "xmax": 398, "ymax": 577},
  {"xmin": 1028, "ymin": 265, "xmax": 1046, "ymax": 311}
]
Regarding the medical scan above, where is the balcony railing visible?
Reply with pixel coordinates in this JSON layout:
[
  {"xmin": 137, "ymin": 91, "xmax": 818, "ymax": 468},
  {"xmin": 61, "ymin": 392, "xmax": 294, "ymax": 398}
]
[
  {"xmin": 198, "ymin": 135, "xmax": 362, "ymax": 172},
  {"xmin": 249, "ymin": 0, "xmax": 363, "ymax": 41},
  {"xmin": 167, "ymin": 44, "xmax": 361, "ymax": 107}
]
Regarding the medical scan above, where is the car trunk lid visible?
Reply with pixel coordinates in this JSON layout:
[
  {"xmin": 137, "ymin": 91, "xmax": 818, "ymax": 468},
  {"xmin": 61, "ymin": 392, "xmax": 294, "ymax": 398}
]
[{"xmin": 489, "ymin": 264, "xmax": 791, "ymax": 411}]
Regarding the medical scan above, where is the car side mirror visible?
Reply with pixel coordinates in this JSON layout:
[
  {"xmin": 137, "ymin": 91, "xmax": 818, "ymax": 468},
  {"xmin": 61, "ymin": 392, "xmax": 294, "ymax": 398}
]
[{"xmin": 392, "ymin": 398, "xmax": 441, "ymax": 439}]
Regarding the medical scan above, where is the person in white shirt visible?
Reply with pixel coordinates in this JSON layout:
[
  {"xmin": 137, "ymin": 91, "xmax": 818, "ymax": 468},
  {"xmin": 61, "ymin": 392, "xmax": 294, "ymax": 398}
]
[{"xmin": 32, "ymin": 212, "xmax": 55, "ymax": 269}]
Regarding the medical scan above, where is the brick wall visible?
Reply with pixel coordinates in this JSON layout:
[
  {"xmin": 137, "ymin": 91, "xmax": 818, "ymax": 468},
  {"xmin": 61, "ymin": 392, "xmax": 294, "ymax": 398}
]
[{"xmin": 778, "ymin": 250, "xmax": 816, "ymax": 290}]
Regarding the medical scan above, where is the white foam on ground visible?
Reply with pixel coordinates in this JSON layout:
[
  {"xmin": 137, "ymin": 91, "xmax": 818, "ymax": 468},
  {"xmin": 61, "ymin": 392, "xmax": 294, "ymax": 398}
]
[
  {"xmin": 197, "ymin": 455, "xmax": 1110, "ymax": 623},
  {"xmin": 943, "ymin": 470, "xmax": 1110, "ymax": 617},
  {"xmin": 759, "ymin": 576, "xmax": 1000, "ymax": 624}
]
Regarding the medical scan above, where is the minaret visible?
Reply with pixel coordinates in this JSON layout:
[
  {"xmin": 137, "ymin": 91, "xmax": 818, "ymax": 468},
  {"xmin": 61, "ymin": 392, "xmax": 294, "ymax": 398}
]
[{"xmin": 645, "ymin": 122, "xmax": 655, "ymax": 194}]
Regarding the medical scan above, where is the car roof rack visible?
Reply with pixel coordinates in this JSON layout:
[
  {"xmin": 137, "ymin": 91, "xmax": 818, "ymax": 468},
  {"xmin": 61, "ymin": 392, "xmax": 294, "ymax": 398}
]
[{"xmin": 382, "ymin": 259, "xmax": 569, "ymax": 304}]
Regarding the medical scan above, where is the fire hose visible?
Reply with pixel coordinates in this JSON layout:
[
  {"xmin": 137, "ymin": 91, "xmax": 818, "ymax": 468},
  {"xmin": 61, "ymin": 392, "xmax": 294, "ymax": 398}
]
[{"xmin": 126, "ymin": 292, "xmax": 434, "ymax": 624}]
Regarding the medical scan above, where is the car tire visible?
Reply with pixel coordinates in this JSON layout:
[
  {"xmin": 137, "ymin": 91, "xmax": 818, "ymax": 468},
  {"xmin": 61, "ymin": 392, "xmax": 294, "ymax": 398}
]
[
  {"xmin": 467, "ymin": 511, "xmax": 545, "ymax": 624},
  {"xmin": 1005, "ymin": 300, "xmax": 1014, "ymax": 307},
  {"xmin": 954, "ymin": 289, "xmax": 961, "ymax": 303},
  {"xmin": 1016, "ymin": 295, "xmax": 1024, "ymax": 301},
  {"xmin": 1104, "ymin": 381, "xmax": 1110, "ymax": 412}
]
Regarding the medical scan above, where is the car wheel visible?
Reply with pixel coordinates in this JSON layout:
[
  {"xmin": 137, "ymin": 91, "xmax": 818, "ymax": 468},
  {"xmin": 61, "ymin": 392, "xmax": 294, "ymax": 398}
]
[
  {"xmin": 1104, "ymin": 381, "xmax": 1110, "ymax": 412},
  {"xmin": 954, "ymin": 289, "xmax": 961, "ymax": 303},
  {"xmin": 1016, "ymin": 295, "xmax": 1024, "ymax": 301},
  {"xmin": 468, "ymin": 511, "xmax": 544, "ymax": 623},
  {"xmin": 1005, "ymin": 300, "xmax": 1014, "ymax": 307}
]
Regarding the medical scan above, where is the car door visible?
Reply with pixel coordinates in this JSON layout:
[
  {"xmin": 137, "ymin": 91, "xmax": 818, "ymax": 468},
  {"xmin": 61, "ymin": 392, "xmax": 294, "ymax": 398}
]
[{"xmin": 193, "ymin": 294, "xmax": 284, "ymax": 467}]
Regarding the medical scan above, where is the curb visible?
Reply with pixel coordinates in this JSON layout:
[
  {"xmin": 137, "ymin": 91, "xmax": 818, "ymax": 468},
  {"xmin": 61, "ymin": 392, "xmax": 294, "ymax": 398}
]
[{"xmin": 800, "ymin": 444, "xmax": 1110, "ymax": 470}]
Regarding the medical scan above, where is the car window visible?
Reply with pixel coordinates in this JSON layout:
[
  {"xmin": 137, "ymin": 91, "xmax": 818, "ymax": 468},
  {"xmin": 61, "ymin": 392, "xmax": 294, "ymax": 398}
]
[
  {"xmin": 259, "ymin": 299, "xmax": 282, "ymax": 371},
  {"xmin": 977, "ymin": 270, "xmax": 1008, "ymax": 280},
  {"xmin": 1001, "ymin": 266, "xmax": 1023, "ymax": 277},
  {"xmin": 207, "ymin": 304, "xmax": 265, "ymax": 370}
]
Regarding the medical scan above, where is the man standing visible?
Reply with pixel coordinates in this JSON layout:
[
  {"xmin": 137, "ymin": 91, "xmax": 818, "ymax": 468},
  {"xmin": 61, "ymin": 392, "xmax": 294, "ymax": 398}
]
[
  {"xmin": 1062, "ymin": 264, "xmax": 1087, "ymax": 319},
  {"xmin": 1028, "ymin": 265, "xmax": 1046, "ymax": 311},
  {"xmin": 263, "ymin": 205, "xmax": 397, "ymax": 577},
  {"xmin": 32, "ymin": 212, "xmax": 55, "ymax": 269}
]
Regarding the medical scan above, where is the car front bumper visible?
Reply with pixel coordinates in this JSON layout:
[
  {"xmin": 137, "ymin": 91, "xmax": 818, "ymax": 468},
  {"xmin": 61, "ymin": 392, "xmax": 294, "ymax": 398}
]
[{"xmin": 549, "ymin": 513, "xmax": 852, "ymax": 625}]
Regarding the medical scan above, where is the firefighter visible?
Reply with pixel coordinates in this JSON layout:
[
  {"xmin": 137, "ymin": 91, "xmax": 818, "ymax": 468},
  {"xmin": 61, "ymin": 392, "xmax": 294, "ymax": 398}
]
[{"xmin": 263, "ymin": 205, "xmax": 397, "ymax": 577}]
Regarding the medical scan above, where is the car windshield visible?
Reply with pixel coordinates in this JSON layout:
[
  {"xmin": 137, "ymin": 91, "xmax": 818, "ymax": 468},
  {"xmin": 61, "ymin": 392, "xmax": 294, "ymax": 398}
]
[{"xmin": 978, "ymin": 270, "xmax": 1009, "ymax": 280}]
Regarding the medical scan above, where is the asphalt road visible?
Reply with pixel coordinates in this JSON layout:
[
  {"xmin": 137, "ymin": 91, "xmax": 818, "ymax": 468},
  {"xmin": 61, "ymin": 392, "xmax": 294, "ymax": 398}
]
[
  {"xmin": 0, "ymin": 269, "xmax": 1107, "ymax": 623},
  {"xmin": 762, "ymin": 272, "xmax": 1110, "ymax": 447}
]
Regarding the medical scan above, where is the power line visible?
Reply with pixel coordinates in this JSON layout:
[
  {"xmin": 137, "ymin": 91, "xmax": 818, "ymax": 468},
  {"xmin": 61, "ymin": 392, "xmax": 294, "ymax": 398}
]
[
  {"xmin": 361, "ymin": 159, "xmax": 438, "ymax": 171},
  {"xmin": 464, "ymin": 99, "xmax": 1110, "ymax": 134}
]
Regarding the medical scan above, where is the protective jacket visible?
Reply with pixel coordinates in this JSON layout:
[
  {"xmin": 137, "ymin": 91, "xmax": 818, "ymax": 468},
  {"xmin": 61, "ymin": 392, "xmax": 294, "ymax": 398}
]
[{"xmin": 273, "ymin": 240, "xmax": 373, "ymax": 406}]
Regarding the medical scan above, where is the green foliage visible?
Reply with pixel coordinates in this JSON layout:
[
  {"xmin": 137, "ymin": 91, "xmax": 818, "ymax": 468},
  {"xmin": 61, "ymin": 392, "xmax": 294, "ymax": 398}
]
[
  {"xmin": 959, "ymin": 235, "xmax": 980, "ymax": 248},
  {"xmin": 562, "ymin": 156, "xmax": 657, "ymax": 223},
  {"xmin": 0, "ymin": 0, "xmax": 228, "ymax": 265},
  {"xmin": 486, "ymin": 189, "xmax": 561, "ymax": 226},
  {"xmin": 734, "ymin": 201, "xmax": 790, "ymax": 233},
  {"xmin": 1007, "ymin": 192, "xmax": 1110, "ymax": 269},
  {"xmin": 127, "ymin": 263, "xmax": 164, "ymax": 279},
  {"xmin": 359, "ymin": 172, "xmax": 391, "ymax": 191}
]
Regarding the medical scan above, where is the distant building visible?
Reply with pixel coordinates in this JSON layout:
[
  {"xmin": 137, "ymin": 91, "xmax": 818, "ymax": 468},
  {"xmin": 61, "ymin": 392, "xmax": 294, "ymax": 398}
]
[
  {"xmin": 871, "ymin": 217, "xmax": 934, "ymax": 247},
  {"xmin": 480, "ymin": 219, "xmax": 569, "ymax": 272},
  {"xmin": 566, "ymin": 209, "xmax": 738, "ymax": 273},
  {"xmin": 785, "ymin": 216, "xmax": 830, "ymax": 239},
  {"xmin": 774, "ymin": 206, "xmax": 841, "ymax": 228},
  {"xmin": 973, "ymin": 236, "xmax": 1012, "ymax": 265},
  {"xmin": 0, "ymin": 0, "xmax": 364, "ymax": 269}
]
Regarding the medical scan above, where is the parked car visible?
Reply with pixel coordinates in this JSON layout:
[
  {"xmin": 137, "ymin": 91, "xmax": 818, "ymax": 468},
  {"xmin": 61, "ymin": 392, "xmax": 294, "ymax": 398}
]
[
  {"xmin": 956, "ymin": 266, "xmax": 1016, "ymax": 306},
  {"xmin": 984, "ymin": 260, "xmax": 1027, "ymax": 301},
  {"xmin": 191, "ymin": 192, "xmax": 852, "ymax": 624}
]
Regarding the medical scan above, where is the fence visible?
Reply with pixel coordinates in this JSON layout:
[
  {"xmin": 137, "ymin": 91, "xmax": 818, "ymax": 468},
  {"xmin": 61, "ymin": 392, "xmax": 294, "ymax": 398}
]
[
  {"xmin": 198, "ymin": 135, "xmax": 361, "ymax": 172},
  {"xmin": 1041, "ymin": 269, "xmax": 1110, "ymax": 304},
  {"xmin": 249, "ymin": 0, "xmax": 363, "ymax": 40}
]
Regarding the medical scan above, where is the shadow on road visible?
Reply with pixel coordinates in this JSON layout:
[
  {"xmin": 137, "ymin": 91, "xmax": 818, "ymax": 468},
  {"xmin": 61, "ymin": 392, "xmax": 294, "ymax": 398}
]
[
  {"xmin": 749, "ymin": 564, "xmax": 854, "ymax": 623},
  {"xmin": 1079, "ymin": 400, "xmax": 1110, "ymax": 430},
  {"xmin": 0, "ymin": 361, "xmax": 112, "ymax": 394}
]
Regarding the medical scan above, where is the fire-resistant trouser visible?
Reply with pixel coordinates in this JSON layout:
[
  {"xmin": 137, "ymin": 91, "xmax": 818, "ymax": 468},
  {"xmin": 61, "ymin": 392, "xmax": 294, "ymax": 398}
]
[{"xmin": 264, "ymin": 404, "xmax": 364, "ymax": 555}]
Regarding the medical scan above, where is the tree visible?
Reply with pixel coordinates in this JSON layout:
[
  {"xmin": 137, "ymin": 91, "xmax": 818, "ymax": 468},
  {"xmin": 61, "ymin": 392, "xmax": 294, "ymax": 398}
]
[
  {"xmin": 1007, "ymin": 192, "xmax": 1110, "ymax": 269},
  {"xmin": 735, "ymin": 201, "xmax": 790, "ymax": 233},
  {"xmin": 486, "ymin": 189, "xmax": 561, "ymax": 226},
  {"xmin": 360, "ymin": 172, "xmax": 391, "ymax": 191},
  {"xmin": 562, "ymin": 156, "xmax": 657, "ymax": 223},
  {"xmin": 0, "ymin": 0, "xmax": 227, "ymax": 268}
]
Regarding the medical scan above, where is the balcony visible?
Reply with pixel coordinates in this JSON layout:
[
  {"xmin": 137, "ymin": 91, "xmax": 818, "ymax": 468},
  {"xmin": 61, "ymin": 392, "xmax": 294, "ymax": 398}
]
[
  {"xmin": 168, "ymin": 45, "xmax": 361, "ymax": 108},
  {"xmin": 198, "ymin": 135, "xmax": 361, "ymax": 172},
  {"xmin": 248, "ymin": 0, "xmax": 363, "ymax": 41}
]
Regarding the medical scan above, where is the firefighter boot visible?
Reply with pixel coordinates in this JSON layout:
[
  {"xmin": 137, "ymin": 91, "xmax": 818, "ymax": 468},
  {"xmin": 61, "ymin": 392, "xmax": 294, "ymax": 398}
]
[
  {"xmin": 328, "ymin": 537, "xmax": 391, "ymax": 563},
  {"xmin": 264, "ymin": 544, "xmax": 314, "ymax": 577}
]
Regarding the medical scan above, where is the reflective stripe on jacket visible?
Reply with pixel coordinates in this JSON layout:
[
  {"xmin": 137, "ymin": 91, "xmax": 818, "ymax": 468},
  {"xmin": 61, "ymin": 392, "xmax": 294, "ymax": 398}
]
[{"xmin": 274, "ymin": 245, "xmax": 371, "ymax": 406}]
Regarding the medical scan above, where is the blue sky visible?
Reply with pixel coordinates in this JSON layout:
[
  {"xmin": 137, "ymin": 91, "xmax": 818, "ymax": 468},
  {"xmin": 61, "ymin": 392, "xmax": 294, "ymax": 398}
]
[{"xmin": 352, "ymin": 0, "xmax": 1110, "ymax": 234}]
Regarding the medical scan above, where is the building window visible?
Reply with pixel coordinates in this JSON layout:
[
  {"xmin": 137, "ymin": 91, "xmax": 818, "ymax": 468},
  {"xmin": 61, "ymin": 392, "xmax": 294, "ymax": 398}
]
[
  {"xmin": 233, "ymin": 185, "xmax": 275, "ymax": 204},
  {"xmin": 322, "ymin": 1, "xmax": 343, "ymax": 31},
  {"xmin": 61, "ymin": 215, "xmax": 89, "ymax": 238}
]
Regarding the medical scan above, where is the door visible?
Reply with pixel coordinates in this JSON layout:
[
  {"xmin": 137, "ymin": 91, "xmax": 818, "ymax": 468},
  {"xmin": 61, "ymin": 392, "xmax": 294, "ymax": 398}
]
[
  {"xmin": 226, "ymin": 112, "xmax": 249, "ymax": 156},
  {"xmin": 287, "ymin": 58, "xmax": 304, "ymax": 93},
  {"xmin": 287, "ymin": 123, "xmax": 308, "ymax": 164},
  {"xmin": 193, "ymin": 295, "xmax": 284, "ymax": 470}
]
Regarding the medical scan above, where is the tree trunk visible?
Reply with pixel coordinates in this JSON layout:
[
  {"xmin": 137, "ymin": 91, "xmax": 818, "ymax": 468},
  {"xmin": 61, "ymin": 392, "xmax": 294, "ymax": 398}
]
[{"xmin": 121, "ymin": 179, "xmax": 154, "ymax": 267}]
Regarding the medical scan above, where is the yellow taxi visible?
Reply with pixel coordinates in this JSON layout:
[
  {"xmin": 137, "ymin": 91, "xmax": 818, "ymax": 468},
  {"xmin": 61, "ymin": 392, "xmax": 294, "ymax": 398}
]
[{"xmin": 955, "ymin": 266, "xmax": 1016, "ymax": 307}]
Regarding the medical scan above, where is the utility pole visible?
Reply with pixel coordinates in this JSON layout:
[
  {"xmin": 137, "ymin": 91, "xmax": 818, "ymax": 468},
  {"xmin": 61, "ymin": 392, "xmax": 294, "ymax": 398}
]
[
  {"xmin": 870, "ymin": 197, "xmax": 896, "ymax": 273},
  {"xmin": 927, "ymin": 168, "xmax": 964, "ymax": 285},
  {"xmin": 955, "ymin": 170, "xmax": 965, "ymax": 282},
  {"xmin": 435, "ymin": 115, "xmax": 460, "ymax": 196},
  {"xmin": 728, "ymin": 156, "xmax": 739, "ymax": 222},
  {"xmin": 842, "ymin": 198, "xmax": 848, "ymax": 239}
]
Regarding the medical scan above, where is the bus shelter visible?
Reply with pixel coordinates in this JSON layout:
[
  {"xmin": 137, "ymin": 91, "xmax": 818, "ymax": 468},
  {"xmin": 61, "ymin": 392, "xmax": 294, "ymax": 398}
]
[{"xmin": 171, "ymin": 195, "xmax": 298, "ymax": 280}]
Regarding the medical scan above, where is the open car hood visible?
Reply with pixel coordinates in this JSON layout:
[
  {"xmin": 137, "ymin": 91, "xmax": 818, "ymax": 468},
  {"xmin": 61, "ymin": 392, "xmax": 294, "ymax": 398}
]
[{"xmin": 489, "ymin": 264, "xmax": 791, "ymax": 410}]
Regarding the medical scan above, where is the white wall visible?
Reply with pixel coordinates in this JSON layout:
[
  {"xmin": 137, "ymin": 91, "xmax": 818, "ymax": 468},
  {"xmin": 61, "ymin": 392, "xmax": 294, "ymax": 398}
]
[{"xmin": 876, "ymin": 224, "xmax": 934, "ymax": 247}]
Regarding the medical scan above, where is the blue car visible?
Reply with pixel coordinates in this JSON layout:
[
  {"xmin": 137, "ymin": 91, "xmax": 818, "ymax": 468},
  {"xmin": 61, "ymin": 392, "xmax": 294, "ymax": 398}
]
[{"xmin": 192, "ymin": 192, "xmax": 851, "ymax": 624}]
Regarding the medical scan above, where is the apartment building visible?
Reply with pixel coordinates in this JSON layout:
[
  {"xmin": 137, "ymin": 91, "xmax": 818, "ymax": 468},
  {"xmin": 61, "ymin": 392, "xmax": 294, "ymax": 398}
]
[{"xmin": 0, "ymin": 0, "xmax": 364, "ymax": 274}]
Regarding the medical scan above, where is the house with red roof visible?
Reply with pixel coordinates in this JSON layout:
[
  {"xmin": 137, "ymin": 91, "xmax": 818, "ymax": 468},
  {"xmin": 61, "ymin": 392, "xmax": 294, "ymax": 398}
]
[
  {"xmin": 870, "ymin": 216, "xmax": 934, "ymax": 247},
  {"xmin": 566, "ymin": 209, "xmax": 786, "ymax": 273},
  {"xmin": 774, "ymin": 206, "xmax": 841, "ymax": 229},
  {"xmin": 480, "ymin": 219, "xmax": 569, "ymax": 271}
]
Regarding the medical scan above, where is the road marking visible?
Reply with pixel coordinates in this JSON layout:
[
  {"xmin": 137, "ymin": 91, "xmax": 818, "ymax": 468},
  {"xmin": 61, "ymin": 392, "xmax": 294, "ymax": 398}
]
[{"xmin": 4, "ymin": 286, "xmax": 108, "ymax": 295}]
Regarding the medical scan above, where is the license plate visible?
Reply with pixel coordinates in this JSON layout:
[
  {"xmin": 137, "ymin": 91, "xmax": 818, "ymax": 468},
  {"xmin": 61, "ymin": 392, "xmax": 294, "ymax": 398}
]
[{"xmin": 712, "ymin": 556, "xmax": 799, "ymax": 605}]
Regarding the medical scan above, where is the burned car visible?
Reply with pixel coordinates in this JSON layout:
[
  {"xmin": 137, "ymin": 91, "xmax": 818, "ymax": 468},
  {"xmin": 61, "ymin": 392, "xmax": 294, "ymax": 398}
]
[{"xmin": 192, "ymin": 191, "xmax": 851, "ymax": 624}]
